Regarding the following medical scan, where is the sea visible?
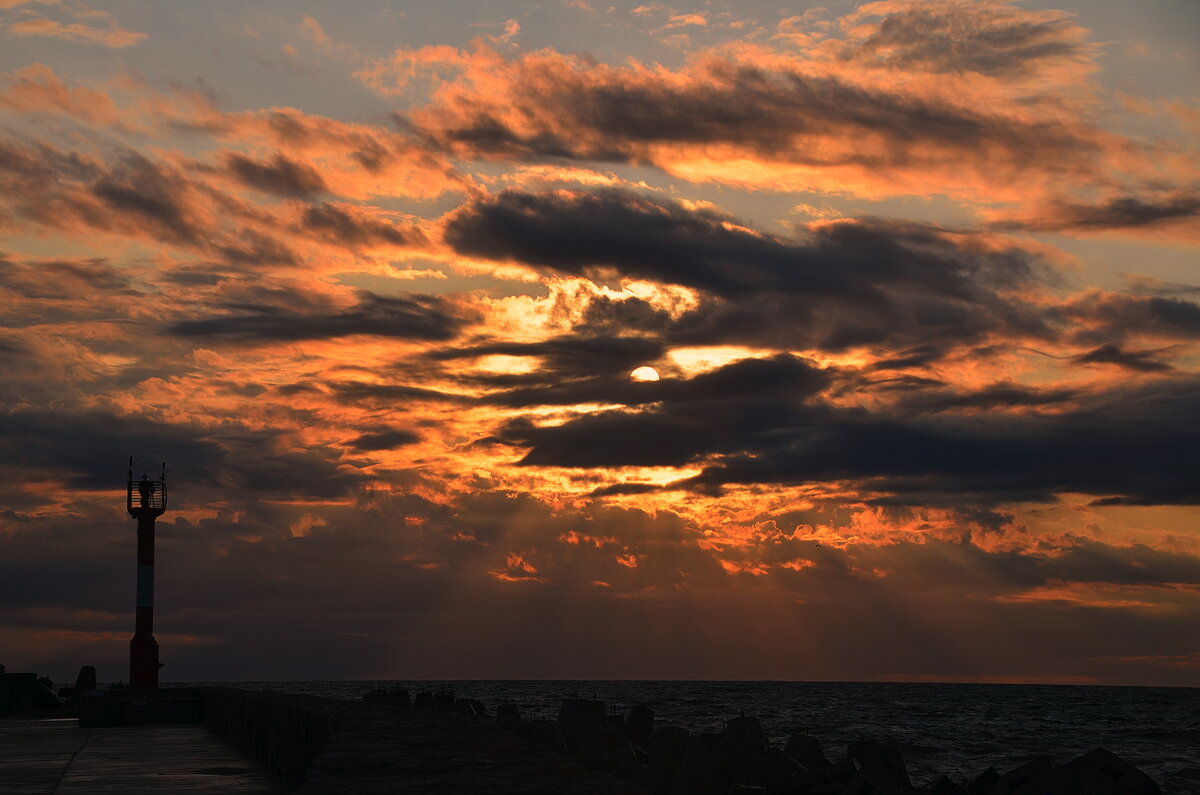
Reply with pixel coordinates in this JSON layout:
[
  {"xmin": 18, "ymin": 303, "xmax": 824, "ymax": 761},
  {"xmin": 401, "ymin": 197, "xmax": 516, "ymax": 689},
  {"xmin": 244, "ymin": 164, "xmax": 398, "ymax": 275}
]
[{"xmin": 171, "ymin": 680, "xmax": 1200, "ymax": 793}]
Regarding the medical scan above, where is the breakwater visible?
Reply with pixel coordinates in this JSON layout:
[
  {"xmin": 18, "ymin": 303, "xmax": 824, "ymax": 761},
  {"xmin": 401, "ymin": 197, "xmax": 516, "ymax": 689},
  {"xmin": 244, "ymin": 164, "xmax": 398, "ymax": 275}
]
[
  {"xmin": 7, "ymin": 673, "xmax": 1187, "ymax": 792},
  {"xmin": 357, "ymin": 685, "xmax": 1163, "ymax": 794},
  {"xmin": 80, "ymin": 685, "xmax": 1167, "ymax": 792},
  {"xmin": 179, "ymin": 679, "xmax": 1200, "ymax": 789}
]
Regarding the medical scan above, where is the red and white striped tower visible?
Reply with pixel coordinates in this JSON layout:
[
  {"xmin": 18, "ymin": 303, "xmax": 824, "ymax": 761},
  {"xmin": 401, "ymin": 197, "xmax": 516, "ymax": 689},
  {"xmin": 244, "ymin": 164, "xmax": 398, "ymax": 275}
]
[{"xmin": 127, "ymin": 457, "xmax": 167, "ymax": 688}]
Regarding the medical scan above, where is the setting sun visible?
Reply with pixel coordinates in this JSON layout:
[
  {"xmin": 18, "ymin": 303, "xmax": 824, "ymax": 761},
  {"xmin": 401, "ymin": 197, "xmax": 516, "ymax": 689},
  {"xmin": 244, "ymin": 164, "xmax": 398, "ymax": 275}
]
[{"xmin": 630, "ymin": 366, "xmax": 661, "ymax": 382}]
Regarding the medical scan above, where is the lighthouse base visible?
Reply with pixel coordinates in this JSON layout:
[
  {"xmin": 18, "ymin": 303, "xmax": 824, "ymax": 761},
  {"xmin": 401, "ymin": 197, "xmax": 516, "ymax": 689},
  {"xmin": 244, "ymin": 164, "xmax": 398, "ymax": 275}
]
[{"xmin": 129, "ymin": 632, "xmax": 159, "ymax": 688}]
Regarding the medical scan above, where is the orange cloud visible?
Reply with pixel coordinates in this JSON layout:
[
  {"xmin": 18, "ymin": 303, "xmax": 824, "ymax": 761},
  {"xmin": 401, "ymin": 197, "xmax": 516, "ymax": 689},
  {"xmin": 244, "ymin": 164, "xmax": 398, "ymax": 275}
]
[{"xmin": 6, "ymin": 12, "xmax": 145, "ymax": 48}]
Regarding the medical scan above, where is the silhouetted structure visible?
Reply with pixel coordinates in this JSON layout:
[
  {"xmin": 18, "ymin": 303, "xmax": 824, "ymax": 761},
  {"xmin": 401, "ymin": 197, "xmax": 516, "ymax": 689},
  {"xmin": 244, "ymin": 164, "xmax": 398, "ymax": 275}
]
[{"xmin": 127, "ymin": 457, "xmax": 167, "ymax": 688}]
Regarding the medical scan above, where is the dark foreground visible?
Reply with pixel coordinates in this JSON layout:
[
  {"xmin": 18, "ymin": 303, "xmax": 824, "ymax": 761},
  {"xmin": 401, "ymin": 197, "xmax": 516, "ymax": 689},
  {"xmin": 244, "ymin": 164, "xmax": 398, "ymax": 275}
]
[
  {"xmin": 0, "ymin": 717, "xmax": 277, "ymax": 794},
  {"xmin": 0, "ymin": 687, "xmax": 1177, "ymax": 793}
]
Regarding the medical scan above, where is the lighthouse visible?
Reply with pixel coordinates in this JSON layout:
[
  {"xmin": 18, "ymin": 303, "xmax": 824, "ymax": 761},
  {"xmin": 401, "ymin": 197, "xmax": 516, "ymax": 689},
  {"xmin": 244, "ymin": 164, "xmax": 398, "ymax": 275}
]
[{"xmin": 127, "ymin": 457, "xmax": 167, "ymax": 688}]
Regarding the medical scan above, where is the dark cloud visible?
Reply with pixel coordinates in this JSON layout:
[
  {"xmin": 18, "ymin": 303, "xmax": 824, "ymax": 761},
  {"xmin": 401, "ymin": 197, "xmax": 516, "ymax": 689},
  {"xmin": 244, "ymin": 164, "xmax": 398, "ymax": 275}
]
[
  {"xmin": 169, "ymin": 290, "xmax": 468, "ymax": 343},
  {"xmin": 0, "ymin": 140, "xmax": 296, "ymax": 267},
  {"xmin": 347, "ymin": 428, "xmax": 420, "ymax": 451},
  {"xmin": 0, "ymin": 139, "xmax": 102, "ymax": 185},
  {"xmin": 1062, "ymin": 292, "xmax": 1200, "ymax": 345},
  {"xmin": 588, "ymin": 482, "xmax": 667, "ymax": 497},
  {"xmin": 0, "ymin": 256, "xmax": 133, "ymax": 300},
  {"xmin": 579, "ymin": 294, "xmax": 675, "ymax": 335},
  {"xmin": 409, "ymin": 57, "xmax": 1092, "ymax": 174},
  {"xmin": 1073, "ymin": 343, "xmax": 1173, "ymax": 373},
  {"xmin": 91, "ymin": 153, "xmax": 198, "ymax": 243},
  {"xmin": 0, "ymin": 409, "xmax": 225, "ymax": 491},
  {"xmin": 0, "ymin": 409, "xmax": 365, "ymax": 501},
  {"xmin": 0, "ymin": 334, "xmax": 25, "ymax": 357},
  {"xmin": 213, "ymin": 228, "xmax": 298, "ymax": 267},
  {"xmin": 690, "ymin": 377, "xmax": 1200, "ymax": 505},
  {"xmin": 222, "ymin": 152, "xmax": 328, "ymax": 199},
  {"xmin": 1041, "ymin": 537, "xmax": 1200, "ymax": 586},
  {"xmin": 326, "ymin": 381, "xmax": 471, "ymax": 407},
  {"xmin": 507, "ymin": 373, "xmax": 1200, "ymax": 506},
  {"xmin": 1000, "ymin": 194, "xmax": 1200, "ymax": 233},
  {"xmin": 867, "ymin": 344, "xmax": 947, "ymax": 370},
  {"xmin": 447, "ymin": 189, "xmax": 1049, "ymax": 351},
  {"xmin": 159, "ymin": 267, "xmax": 226, "ymax": 286},
  {"xmin": 487, "ymin": 352, "xmax": 828, "ymax": 409},
  {"xmin": 301, "ymin": 202, "xmax": 426, "ymax": 247},
  {"xmin": 847, "ymin": 3, "xmax": 1095, "ymax": 78},
  {"xmin": 895, "ymin": 382, "xmax": 1079, "ymax": 414}
]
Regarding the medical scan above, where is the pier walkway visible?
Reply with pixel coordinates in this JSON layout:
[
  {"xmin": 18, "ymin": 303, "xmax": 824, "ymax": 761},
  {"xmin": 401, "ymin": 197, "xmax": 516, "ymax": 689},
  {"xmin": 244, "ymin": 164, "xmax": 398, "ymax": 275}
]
[{"xmin": 0, "ymin": 716, "xmax": 279, "ymax": 794}]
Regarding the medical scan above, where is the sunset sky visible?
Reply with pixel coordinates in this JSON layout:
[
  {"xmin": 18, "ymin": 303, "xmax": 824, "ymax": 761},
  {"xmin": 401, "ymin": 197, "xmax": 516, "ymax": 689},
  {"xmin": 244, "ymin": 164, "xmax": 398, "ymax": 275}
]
[{"xmin": 1, "ymin": 0, "xmax": 1198, "ymax": 686}]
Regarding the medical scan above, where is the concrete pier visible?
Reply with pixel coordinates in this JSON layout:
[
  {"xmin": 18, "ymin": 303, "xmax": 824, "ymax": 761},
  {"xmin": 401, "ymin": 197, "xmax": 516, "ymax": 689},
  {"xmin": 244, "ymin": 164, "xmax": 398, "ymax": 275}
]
[{"xmin": 0, "ymin": 716, "xmax": 278, "ymax": 794}]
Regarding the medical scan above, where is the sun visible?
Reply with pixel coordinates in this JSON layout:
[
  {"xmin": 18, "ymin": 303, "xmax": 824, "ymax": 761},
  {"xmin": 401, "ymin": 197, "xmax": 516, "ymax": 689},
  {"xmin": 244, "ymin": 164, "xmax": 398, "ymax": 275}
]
[{"xmin": 630, "ymin": 366, "xmax": 660, "ymax": 382}]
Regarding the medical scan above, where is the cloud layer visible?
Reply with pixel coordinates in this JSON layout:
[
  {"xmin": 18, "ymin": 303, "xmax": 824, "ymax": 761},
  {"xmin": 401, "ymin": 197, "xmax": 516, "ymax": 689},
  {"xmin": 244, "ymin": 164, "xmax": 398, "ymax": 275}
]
[{"xmin": 0, "ymin": 0, "xmax": 1197, "ymax": 686}]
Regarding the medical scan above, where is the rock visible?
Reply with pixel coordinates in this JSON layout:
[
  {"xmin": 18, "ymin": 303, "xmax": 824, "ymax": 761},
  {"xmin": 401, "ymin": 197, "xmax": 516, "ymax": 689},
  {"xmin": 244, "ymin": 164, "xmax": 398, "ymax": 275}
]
[
  {"xmin": 5, "ymin": 673, "xmax": 37, "ymax": 712},
  {"xmin": 723, "ymin": 740, "xmax": 801, "ymax": 792},
  {"xmin": 75, "ymin": 665, "xmax": 97, "ymax": 692},
  {"xmin": 785, "ymin": 732, "xmax": 831, "ymax": 770},
  {"xmin": 809, "ymin": 758, "xmax": 859, "ymax": 791},
  {"xmin": 766, "ymin": 747, "xmax": 813, "ymax": 790},
  {"xmin": 843, "ymin": 761, "xmax": 911, "ymax": 795},
  {"xmin": 726, "ymin": 715, "xmax": 769, "ymax": 755},
  {"xmin": 528, "ymin": 719, "xmax": 568, "ymax": 755},
  {"xmin": 968, "ymin": 766, "xmax": 1000, "ymax": 794},
  {"xmin": 575, "ymin": 725, "xmax": 636, "ymax": 774},
  {"xmin": 992, "ymin": 755, "xmax": 1053, "ymax": 794},
  {"xmin": 922, "ymin": 774, "xmax": 967, "ymax": 794},
  {"xmin": 455, "ymin": 698, "xmax": 486, "ymax": 717},
  {"xmin": 625, "ymin": 704, "xmax": 655, "ymax": 751},
  {"xmin": 1036, "ymin": 747, "xmax": 1161, "ymax": 795},
  {"xmin": 670, "ymin": 743, "xmax": 725, "ymax": 795},
  {"xmin": 649, "ymin": 725, "xmax": 691, "ymax": 795},
  {"xmin": 848, "ymin": 740, "xmax": 912, "ymax": 790},
  {"xmin": 495, "ymin": 702, "xmax": 521, "ymax": 728},
  {"xmin": 558, "ymin": 698, "xmax": 607, "ymax": 755},
  {"xmin": 362, "ymin": 686, "xmax": 409, "ymax": 707},
  {"xmin": 433, "ymin": 690, "xmax": 455, "ymax": 711},
  {"xmin": 32, "ymin": 678, "xmax": 62, "ymax": 711}
]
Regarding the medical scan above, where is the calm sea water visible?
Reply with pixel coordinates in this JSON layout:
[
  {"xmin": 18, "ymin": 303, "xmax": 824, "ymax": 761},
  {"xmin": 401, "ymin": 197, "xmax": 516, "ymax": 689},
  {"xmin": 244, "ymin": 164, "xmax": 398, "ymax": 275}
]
[{"xmin": 172, "ymin": 680, "xmax": 1200, "ymax": 792}]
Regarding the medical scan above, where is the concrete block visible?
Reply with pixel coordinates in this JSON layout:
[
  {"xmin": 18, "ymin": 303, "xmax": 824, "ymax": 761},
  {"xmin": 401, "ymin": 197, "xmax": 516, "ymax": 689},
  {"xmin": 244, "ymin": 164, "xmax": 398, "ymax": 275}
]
[
  {"xmin": 455, "ymin": 697, "xmax": 486, "ymax": 717},
  {"xmin": 362, "ymin": 686, "xmax": 409, "ymax": 707},
  {"xmin": 649, "ymin": 725, "xmax": 691, "ymax": 795},
  {"xmin": 848, "ymin": 739, "xmax": 912, "ymax": 790},
  {"xmin": 625, "ymin": 704, "xmax": 655, "ymax": 750},
  {"xmin": 670, "ymin": 744, "xmax": 725, "ymax": 795},
  {"xmin": 495, "ymin": 702, "xmax": 522, "ymax": 728},
  {"xmin": 433, "ymin": 690, "xmax": 455, "ymax": 711},
  {"xmin": 726, "ymin": 715, "xmax": 768, "ymax": 755},
  {"xmin": 74, "ymin": 665, "xmax": 97, "ymax": 692},
  {"xmin": 993, "ymin": 755, "xmax": 1053, "ymax": 794},
  {"xmin": 1037, "ymin": 747, "xmax": 1161, "ymax": 795},
  {"xmin": 785, "ymin": 732, "xmax": 830, "ymax": 770},
  {"xmin": 968, "ymin": 766, "xmax": 1000, "ymax": 794},
  {"xmin": 843, "ymin": 760, "xmax": 910, "ymax": 794},
  {"xmin": 723, "ymin": 741, "xmax": 796, "ymax": 791},
  {"xmin": 3, "ymin": 673, "xmax": 36, "ymax": 713},
  {"xmin": 558, "ymin": 698, "xmax": 607, "ymax": 754}
]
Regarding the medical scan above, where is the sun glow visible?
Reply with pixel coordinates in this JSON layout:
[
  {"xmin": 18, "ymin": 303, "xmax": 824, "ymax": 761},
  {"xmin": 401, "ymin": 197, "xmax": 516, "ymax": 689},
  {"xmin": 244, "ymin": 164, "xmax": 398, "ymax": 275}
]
[{"xmin": 630, "ymin": 365, "xmax": 660, "ymax": 381}]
